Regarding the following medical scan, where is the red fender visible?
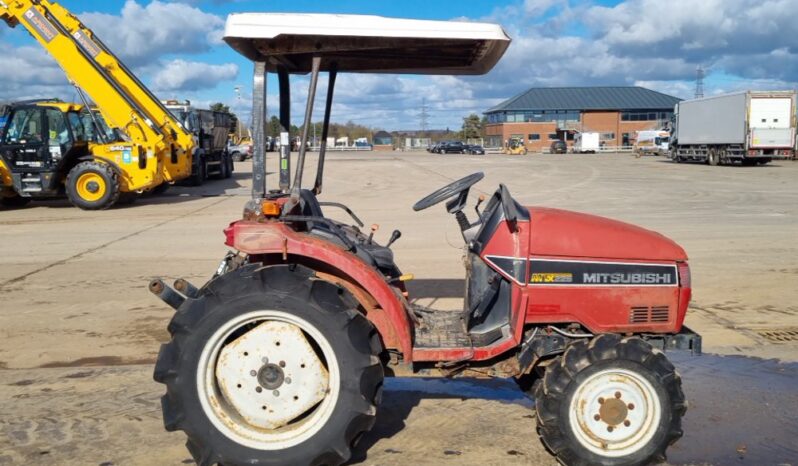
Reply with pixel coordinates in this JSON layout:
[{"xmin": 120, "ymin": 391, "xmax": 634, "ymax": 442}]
[{"xmin": 225, "ymin": 220, "xmax": 413, "ymax": 360}]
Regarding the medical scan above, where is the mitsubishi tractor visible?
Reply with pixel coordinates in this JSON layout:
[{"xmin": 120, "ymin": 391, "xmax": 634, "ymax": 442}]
[{"xmin": 150, "ymin": 13, "xmax": 701, "ymax": 466}]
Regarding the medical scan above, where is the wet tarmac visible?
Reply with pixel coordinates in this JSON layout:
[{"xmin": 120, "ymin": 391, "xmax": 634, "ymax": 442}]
[{"xmin": 383, "ymin": 351, "xmax": 798, "ymax": 465}]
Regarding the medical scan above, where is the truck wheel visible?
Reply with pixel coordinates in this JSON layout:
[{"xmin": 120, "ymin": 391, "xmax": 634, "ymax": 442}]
[
  {"xmin": 66, "ymin": 161, "xmax": 119, "ymax": 210},
  {"xmin": 232, "ymin": 151, "xmax": 244, "ymax": 162},
  {"xmin": 154, "ymin": 264, "xmax": 384, "ymax": 466},
  {"xmin": 535, "ymin": 334, "xmax": 685, "ymax": 466},
  {"xmin": 226, "ymin": 154, "xmax": 234, "ymax": 178},
  {"xmin": 0, "ymin": 192, "xmax": 31, "ymax": 208},
  {"xmin": 189, "ymin": 158, "xmax": 206, "ymax": 186},
  {"xmin": 707, "ymin": 149, "xmax": 720, "ymax": 166}
]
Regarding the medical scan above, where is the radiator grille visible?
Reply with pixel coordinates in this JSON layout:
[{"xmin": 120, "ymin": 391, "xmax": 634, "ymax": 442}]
[{"xmin": 629, "ymin": 306, "xmax": 670, "ymax": 324}]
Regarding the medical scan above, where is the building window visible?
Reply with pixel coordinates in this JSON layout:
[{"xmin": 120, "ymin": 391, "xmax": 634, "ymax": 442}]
[
  {"xmin": 621, "ymin": 111, "xmax": 673, "ymax": 121},
  {"xmin": 548, "ymin": 133, "xmax": 558, "ymax": 140},
  {"xmin": 601, "ymin": 132, "xmax": 615, "ymax": 140},
  {"xmin": 622, "ymin": 133, "xmax": 631, "ymax": 147},
  {"xmin": 528, "ymin": 133, "xmax": 540, "ymax": 140}
]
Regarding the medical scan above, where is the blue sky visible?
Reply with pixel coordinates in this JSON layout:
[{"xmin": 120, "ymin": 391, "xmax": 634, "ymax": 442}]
[{"xmin": 2, "ymin": 0, "xmax": 797, "ymax": 130}]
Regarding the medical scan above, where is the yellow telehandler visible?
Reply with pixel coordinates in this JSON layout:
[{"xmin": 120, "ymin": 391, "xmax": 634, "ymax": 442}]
[{"xmin": 0, "ymin": 0, "xmax": 195, "ymax": 209}]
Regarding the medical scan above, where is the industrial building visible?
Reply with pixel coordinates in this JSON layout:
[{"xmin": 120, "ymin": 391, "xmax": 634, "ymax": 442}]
[{"xmin": 483, "ymin": 86, "xmax": 682, "ymax": 151}]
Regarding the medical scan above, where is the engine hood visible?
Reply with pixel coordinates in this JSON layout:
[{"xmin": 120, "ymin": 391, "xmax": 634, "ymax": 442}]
[{"xmin": 527, "ymin": 207, "xmax": 687, "ymax": 261}]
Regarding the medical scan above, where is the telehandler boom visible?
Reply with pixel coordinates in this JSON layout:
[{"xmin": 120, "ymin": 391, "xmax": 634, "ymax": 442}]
[{"xmin": 0, "ymin": 0, "xmax": 195, "ymax": 209}]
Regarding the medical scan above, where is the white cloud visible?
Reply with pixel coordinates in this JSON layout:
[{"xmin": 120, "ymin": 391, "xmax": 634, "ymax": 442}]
[
  {"xmin": 152, "ymin": 59, "xmax": 239, "ymax": 92},
  {"xmin": 80, "ymin": 0, "xmax": 224, "ymax": 66}
]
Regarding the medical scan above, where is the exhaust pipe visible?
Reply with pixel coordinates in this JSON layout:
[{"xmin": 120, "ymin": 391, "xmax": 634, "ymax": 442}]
[
  {"xmin": 149, "ymin": 279, "xmax": 185, "ymax": 310},
  {"xmin": 174, "ymin": 278, "xmax": 199, "ymax": 299}
]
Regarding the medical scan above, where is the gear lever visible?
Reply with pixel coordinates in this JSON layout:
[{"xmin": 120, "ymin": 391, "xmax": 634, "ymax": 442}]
[{"xmin": 386, "ymin": 229, "xmax": 402, "ymax": 248}]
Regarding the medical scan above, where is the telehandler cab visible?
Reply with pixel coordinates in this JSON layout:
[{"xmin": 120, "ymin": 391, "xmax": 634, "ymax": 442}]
[
  {"xmin": 151, "ymin": 13, "xmax": 701, "ymax": 466},
  {"xmin": 0, "ymin": 99, "xmax": 144, "ymax": 208}
]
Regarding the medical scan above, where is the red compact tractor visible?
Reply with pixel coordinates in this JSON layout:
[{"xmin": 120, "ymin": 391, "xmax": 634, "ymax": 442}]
[{"xmin": 150, "ymin": 13, "xmax": 701, "ymax": 466}]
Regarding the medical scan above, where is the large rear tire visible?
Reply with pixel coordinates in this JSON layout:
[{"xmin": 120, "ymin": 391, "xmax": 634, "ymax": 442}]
[
  {"xmin": 154, "ymin": 264, "xmax": 383, "ymax": 466},
  {"xmin": 535, "ymin": 334, "xmax": 686, "ymax": 466}
]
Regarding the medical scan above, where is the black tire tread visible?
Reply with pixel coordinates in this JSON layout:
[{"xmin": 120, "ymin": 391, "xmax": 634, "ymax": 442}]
[
  {"xmin": 534, "ymin": 334, "xmax": 686, "ymax": 466},
  {"xmin": 65, "ymin": 160, "xmax": 120, "ymax": 210},
  {"xmin": 154, "ymin": 264, "xmax": 383, "ymax": 466}
]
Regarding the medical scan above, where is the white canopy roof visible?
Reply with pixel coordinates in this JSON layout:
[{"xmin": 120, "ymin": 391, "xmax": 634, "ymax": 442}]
[{"xmin": 223, "ymin": 13, "xmax": 511, "ymax": 75}]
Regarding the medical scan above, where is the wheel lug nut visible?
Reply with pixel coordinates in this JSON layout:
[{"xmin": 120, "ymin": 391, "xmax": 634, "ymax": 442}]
[
  {"xmin": 598, "ymin": 397, "xmax": 604, "ymax": 404},
  {"xmin": 273, "ymin": 390, "xmax": 280, "ymax": 397},
  {"xmin": 255, "ymin": 386, "xmax": 262, "ymax": 393},
  {"xmin": 607, "ymin": 426, "xmax": 614, "ymax": 432},
  {"xmin": 250, "ymin": 370, "xmax": 257, "ymax": 377},
  {"xmin": 615, "ymin": 391, "xmax": 622, "ymax": 399},
  {"xmin": 624, "ymin": 420, "xmax": 631, "ymax": 427},
  {"xmin": 285, "ymin": 377, "xmax": 292, "ymax": 384},
  {"xmin": 628, "ymin": 403, "xmax": 635, "ymax": 410},
  {"xmin": 593, "ymin": 414, "xmax": 601, "ymax": 421},
  {"xmin": 262, "ymin": 357, "xmax": 269, "ymax": 364},
  {"xmin": 279, "ymin": 361, "xmax": 286, "ymax": 368}
]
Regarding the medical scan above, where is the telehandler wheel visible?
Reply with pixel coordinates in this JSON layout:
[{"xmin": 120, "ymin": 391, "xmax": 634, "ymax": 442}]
[
  {"xmin": 65, "ymin": 161, "xmax": 120, "ymax": 210},
  {"xmin": 154, "ymin": 264, "xmax": 384, "ymax": 466},
  {"xmin": 0, "ymin": 192, "xmax": 31, "ymax": 208},
  {"xmin": 534, "ymin": 334, "xmax": 686, "ymax": 466}
]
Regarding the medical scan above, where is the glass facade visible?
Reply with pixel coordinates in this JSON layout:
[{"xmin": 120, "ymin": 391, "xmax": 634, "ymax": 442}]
[
  {"xmin": 620, "ymin": 111, "xmax": 673, "ymax": 121},
  {"xmin": 486, "ymin": 109, "xmax": 674, "ymax": 124},
  {"xmin": 486, "ymin": 110, "xmax": 581, "ymax": 124}
]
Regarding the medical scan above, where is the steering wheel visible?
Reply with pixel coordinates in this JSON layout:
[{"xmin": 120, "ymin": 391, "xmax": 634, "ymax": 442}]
[{"xmin": 412, "ymin": 172, "xmax": 484, "ymax": 212}]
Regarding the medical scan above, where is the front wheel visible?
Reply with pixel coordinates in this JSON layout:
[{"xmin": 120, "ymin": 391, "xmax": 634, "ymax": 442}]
[
  {"xmin": 535, "ymin": 334, "xmax": 686, "ymax": 466},
  {"xmin": 154, "ymin": 264, "xmax": 383, "ymax": 466},
  {"xmin": 65, "ymin": 161, "xmax": 120, "ymax": 210}
]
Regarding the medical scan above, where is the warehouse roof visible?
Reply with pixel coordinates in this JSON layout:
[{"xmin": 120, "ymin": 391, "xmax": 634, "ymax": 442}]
[{"xmin": 486, "ymin": 86, "xmax": 681, "ymax": 113}]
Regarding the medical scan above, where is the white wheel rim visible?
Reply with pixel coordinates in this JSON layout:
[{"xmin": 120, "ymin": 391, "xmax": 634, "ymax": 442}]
[
  {"xmin": 197, "ymin": 310, "xmax": 339, "ymax": 450},
  {"xmin": 568, "ymin": 368, "xmax": 662, "ymax": 458}
]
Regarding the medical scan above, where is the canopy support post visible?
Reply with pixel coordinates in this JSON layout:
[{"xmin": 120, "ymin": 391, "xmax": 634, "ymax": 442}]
[
  {"xmin": 278, "ymin": 66, "xmax": 291, "ymax": 193},
  {"xmin": 289, "ymin": 56, "xmax": 322, "ymax": 201},
  {"xmin": 313, "ymin": 63, "xmax": 337, "ymax": 195},
  {"xmin": 251, "ymin": 61, "xmax": 267, "ymax": 200}
]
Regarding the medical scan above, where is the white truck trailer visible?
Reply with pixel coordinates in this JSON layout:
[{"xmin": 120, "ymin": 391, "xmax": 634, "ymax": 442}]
[
  {"xmin": 670, "ymin": 90, "xmax": 796, "ymax": 165},
  {"xmin": 572, "ymin": 132, "xmax": 600, "ymax": 153}
]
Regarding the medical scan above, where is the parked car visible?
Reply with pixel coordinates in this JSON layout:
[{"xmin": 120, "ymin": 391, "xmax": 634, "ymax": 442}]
[
  {"xmin": 550, "ymin": 140, "xmax": 567, "ymax": 154},
  {"xmin": 442, "ymin": 141, "xmax": 466, "ymax": 154},
  {"xmin": 466, "ymin": 144, "xmax": 485, "ymax": 155},
  {"xmin": 228, "ymin": 141, "xmax": 253, "ymax": 161}
]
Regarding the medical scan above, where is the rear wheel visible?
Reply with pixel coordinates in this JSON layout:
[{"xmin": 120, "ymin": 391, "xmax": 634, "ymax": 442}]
[
  {"xmin": 65, "ymin": 161, "xmax": 119, "ymax": 210},
  {"xmin": 535, "ymin": 334, "xmax": 685, "ymax": 466},
  {"xmin": 154, "ymin": 264, "xmax": 383, "ymax": 466},
  {"xmin": 707, "ymin": 148, "xmax": 720, "ymax": 166},
  {"xmin": 189, "ymin": 157, "xmax": 206, "ymax": 186},
  {"xmin": 225, "ymin": 154, "xmax": 234, "ymax": 178}
]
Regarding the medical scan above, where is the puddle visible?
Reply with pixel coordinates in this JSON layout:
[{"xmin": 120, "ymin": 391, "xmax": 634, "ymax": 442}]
[
  {"xmin": 668, "ymin": 352, "xmax": 798, "ymax": 465},
  {"xmin": 384, "ymin": 352, "xmax": 798, "ymax": 465}
]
